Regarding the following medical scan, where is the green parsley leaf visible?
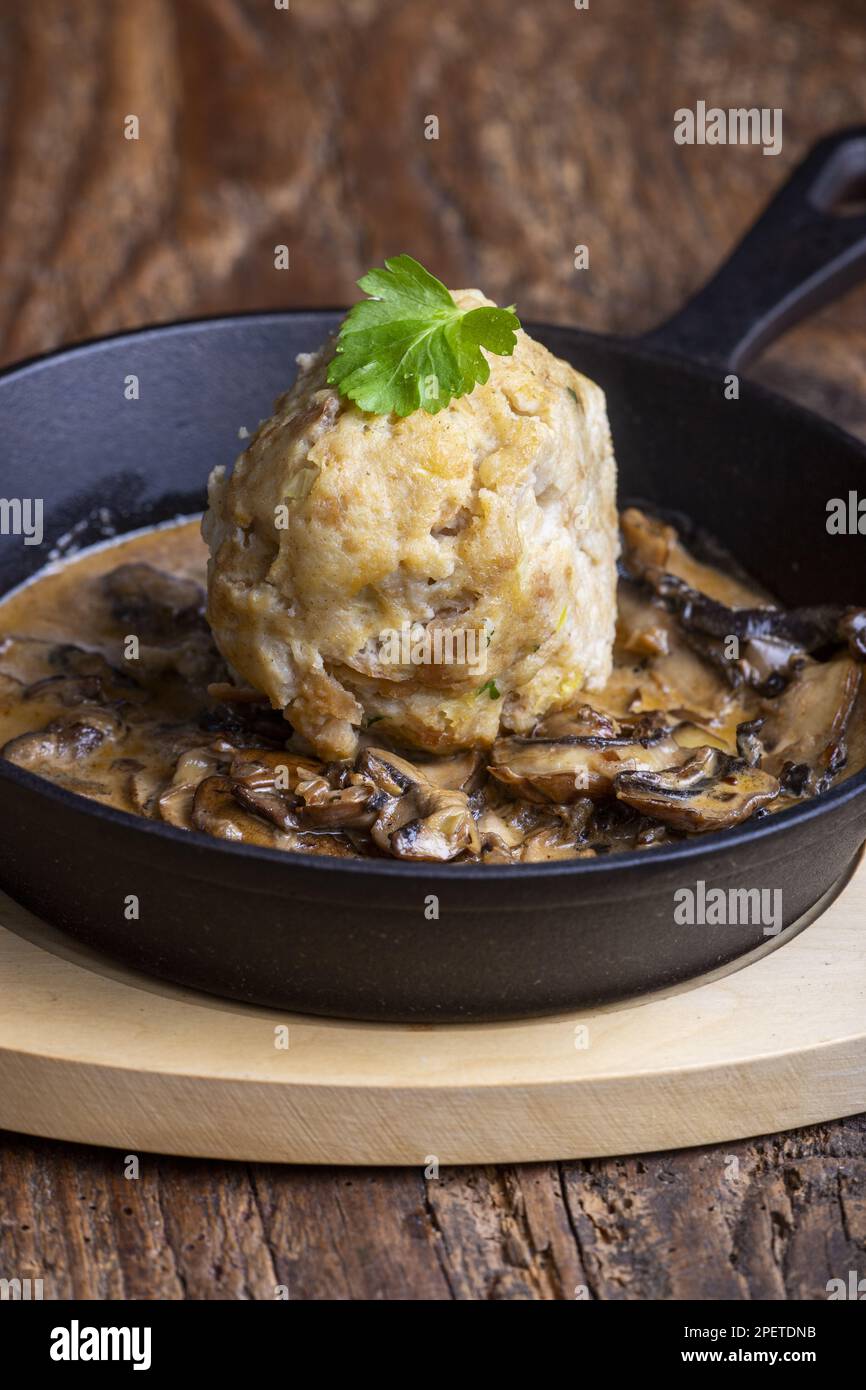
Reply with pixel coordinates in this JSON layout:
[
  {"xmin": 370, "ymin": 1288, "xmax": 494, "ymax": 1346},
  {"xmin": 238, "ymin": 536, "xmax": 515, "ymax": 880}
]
[
  {"xmin": 476, "ymin": 678, "xmax": 501, "ymax": 699},
  {"xmin": 327, "ymin": 255, "xmax": 520, "ymax": 417}
]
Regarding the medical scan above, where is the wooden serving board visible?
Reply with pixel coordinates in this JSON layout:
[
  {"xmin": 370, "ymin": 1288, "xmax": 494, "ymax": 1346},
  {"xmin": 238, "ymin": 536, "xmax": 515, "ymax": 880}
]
[{"xmin": 0, "ymin": 855, "xmax": 864, "ymax": 1166}]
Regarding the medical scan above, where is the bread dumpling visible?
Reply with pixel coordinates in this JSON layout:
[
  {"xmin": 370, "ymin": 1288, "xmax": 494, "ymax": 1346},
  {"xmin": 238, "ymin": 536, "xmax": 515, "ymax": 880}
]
[{"xmin": 203, "ymin": 291, "xmax": 619, "ymax": 760}]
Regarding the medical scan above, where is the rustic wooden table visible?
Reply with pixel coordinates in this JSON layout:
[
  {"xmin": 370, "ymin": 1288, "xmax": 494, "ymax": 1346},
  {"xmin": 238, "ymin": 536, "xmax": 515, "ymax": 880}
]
[{"xmin": 1, "ymin": 0, "xmax": 865, "ymax": 1300}]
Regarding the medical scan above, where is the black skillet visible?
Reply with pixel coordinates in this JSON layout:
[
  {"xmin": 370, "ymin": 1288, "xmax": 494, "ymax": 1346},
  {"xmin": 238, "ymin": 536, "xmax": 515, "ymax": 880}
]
[{"xmin": 1, "ymin": 130, "xmax": 866, "ymax": 1022}]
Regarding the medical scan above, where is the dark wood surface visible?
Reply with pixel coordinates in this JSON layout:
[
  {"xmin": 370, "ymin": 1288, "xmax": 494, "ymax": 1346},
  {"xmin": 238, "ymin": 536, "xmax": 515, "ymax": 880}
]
[{"xmin": 1, "ymin": 0, "xmax": 865, "ymax": 1300}]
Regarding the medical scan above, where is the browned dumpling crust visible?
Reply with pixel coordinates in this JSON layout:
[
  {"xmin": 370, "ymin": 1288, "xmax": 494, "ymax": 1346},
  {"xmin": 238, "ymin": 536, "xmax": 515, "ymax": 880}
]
[{"xmin": 203, "ymin": 291, "xmax": 619, "ymax": 760}]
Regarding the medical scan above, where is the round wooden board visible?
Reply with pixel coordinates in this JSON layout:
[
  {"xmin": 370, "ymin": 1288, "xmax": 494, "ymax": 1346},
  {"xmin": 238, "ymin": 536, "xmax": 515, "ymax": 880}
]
[{"xmin": 0, "ymin": 853, "xmax": 864, "ymax": 1166}]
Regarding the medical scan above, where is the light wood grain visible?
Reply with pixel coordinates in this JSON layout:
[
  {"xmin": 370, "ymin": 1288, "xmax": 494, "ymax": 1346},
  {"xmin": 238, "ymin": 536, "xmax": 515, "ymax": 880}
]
[{"xmin": 0, "ymin": 853, "xmax": 863, "ymax": 1166}]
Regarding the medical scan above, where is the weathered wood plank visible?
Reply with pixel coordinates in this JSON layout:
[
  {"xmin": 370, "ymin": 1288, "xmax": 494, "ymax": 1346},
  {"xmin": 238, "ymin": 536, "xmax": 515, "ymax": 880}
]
[{"xmin": 0, "ymin": 0, "xmax": 864, "ymax": 1300}]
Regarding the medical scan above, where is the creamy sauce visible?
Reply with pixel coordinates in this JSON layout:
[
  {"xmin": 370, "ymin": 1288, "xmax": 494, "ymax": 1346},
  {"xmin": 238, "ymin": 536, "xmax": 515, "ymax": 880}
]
[
  {"xmin": 0, "ymin": 520, "xmax": 213, "ymax": 813},
  {"xmin": 0, "ymin": 514, "xmax": 863, "ymax": 863}
]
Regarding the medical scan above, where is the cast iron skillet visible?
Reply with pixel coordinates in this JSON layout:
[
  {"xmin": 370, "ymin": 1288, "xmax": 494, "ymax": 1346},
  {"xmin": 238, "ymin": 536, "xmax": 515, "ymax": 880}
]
[{"xmin": 1, "ymin": 130, "xmax": 866, "ymax": 1022}]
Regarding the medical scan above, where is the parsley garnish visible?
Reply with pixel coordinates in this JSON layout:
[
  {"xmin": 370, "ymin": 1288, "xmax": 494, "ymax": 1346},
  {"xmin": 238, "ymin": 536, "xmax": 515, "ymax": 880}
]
[
  {"xmin": 327, "ymin": 255, "xmax": 520, "ymax": 417},
  {"xmin": 477, "ymin": 679, "xmax": 501, "ymax": 699}
]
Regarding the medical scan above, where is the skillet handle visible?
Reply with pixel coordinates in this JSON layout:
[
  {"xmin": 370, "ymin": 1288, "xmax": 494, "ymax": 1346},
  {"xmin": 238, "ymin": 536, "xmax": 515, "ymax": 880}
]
[{"xmin": 641, "ymin": 127, "xmax": 866, "ymax": 369}]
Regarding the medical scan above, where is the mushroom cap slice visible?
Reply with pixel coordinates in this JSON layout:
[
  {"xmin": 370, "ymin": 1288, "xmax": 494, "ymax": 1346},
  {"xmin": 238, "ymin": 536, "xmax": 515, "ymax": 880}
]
[
  {"xmin": 157, "ymin": 745, "xmax": 228, "ymax": 828},
  {"xmin": 488, "ymin": 725, "xmax": 686, "ymax": 804},
  {"xmin": 358, "ymin": 746, "xmax": 479, "ymax": 860},
  {"xmin": 615, "ymin": 746, "xmax": 779, "ymax": 833},
  {"xmin": 294, "ymin": 776, "xmax": 377, "ymax": 830},
  {"xmin": 101, "ymin": 563, "xmax": 206, "ymax": 639},
  {"xmin": 2, "ymin": 705, "xmax": 123, "ymax": 770},
  {"xmin": 192, "ymin": 775, "xmax": 288, "ymax": 846},
  {"xmin": 759, "ymin": 656, "xmax": 861, "ymax": 793}
]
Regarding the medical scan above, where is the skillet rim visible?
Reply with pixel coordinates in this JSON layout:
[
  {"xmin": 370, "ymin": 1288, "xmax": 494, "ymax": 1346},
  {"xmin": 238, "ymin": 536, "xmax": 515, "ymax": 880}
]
[{"xmin": 0, "ymin": 309, "xmax": 865, "ymax": 883}]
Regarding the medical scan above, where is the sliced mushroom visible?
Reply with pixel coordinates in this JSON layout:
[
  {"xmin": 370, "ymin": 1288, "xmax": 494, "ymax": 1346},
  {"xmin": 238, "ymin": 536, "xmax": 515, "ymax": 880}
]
[
  {"xmin": 0, "ymin": 671, "xmax": 23, "ymax": 701},
  {"xmin": 134, "ymin": 633, "xmax": 226, "ymax": 689},
  {"xmin": 198, "ymin": 700, "xmax": 289, "ymax": 748},
  {"xmin": 126, "ymin": 765, "xmax": 166, "ymax": 817},
  {"xmin": 735, "ymin": 718, "xmax": 766, "ymax": 768},
  {"xmin": 585, "ymin": 798, "xmax": 669, "ymax": 853},
  {"xmin": 2, "ymin": 705, "xmax": 124, "ymax": 771},
  {"xmin": 620, "ymin": 507, "xmax": 770, "ymax": 606},
  {"xmin": 101, "ymin": 563, "xmax": 206, "ymax": 639},
  {"xmin": 614, "ymin": 746, "xmax": 779, "ymax": 832},
  {"xmin": 532, "ymin": 703, "xmax": 621, "ymax": 739},
  {"xmin": 157, "ymin": 745, "xmax": 228, "ymax": 828},
  {"xmin": 488, "ymin": 719, "xmax": 686, "ymax": 804},
  {"xmin": 231, "ymin": 780, "xmax": 299, "ymax": 831},
  {"xmin": 517, "ymin": 824, "xmax": 594, "ymax": 862},
  {"xmin": 634, "ymin": 568, "xmax": 866, "ymax": 693},
  {"xmin": 50, "ymin": 643, "xmax": 138, "ymax": 685},
  {"xmin": 20, "ymin": 640, "xmax": 147, "ymax": 712},
  {"xmin": 293, "ymin": 775, "xmax": 377, "ymax": 830},
  {"xmin": 357, "ymin": 747, "xmax": 480, "ymax": 860},
  {"xmin": 229, "ymin": 749, "xmax": 321, "ymax": 789},
  {"xmin": 608, "ymin": 582, "xmax": 747, "ymax": 726},
  {"xmin": 411, "ymin": 747, "xmax": 486, "ymax": 792},
  {"xmin": 192, "ymin": 775, "xmax": 289, "ymax": 846},
  {"xmin": 476, "ymin": 805, "xmax": 529, "ymax": 859},
  {"xmin": 759, "ymin": 656, "xmax": 861, "ymax": 794},
  {"xmin": 23, "ymin": 673, "xmax": 109, "ymax": 706}
]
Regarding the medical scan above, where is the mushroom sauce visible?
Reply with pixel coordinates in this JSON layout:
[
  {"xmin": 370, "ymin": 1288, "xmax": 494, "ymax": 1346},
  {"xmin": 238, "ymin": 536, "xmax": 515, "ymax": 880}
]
[{"xmin": 1, "ymin": 509, "xmax": 864, "ymax": 863}]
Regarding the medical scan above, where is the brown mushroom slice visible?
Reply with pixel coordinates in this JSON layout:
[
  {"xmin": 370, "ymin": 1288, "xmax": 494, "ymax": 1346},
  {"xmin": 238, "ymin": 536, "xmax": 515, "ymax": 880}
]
[
  {"xmin": 640, "ymin": 568, "xmax": 864, "ymax": 693},
  {"xmin": 759, "ymin": 656, "xmax": 861, "ymax": 794},
  {"xmin": 23, "ymin": 673, "xmax": 110, "ymax": 707},
  {"xmin": 358, "ymin": 747, "xmax": 480, "ymax": 861},
  {"xmin": 615, "ymin": 746, "xmax": 779, "ymax": 832},
  {"xmin": 518, "ymin": 826, "xmax": 595, "ymax": 862},
  {"xmin": 355, "ymin": 746, "xmax": 418, "ymax": 796},
  {"xmin": 192, "ymin": 775, "xmax": 290, "ymax": 846},
  {"xmin": 101, "ymin": 563, "xmax": 206, "ymax": 639},
  {"xmin": 229, "ymin": 749, "xmax": 321, "ymax": 790},
  {"xmin": 134, "ymin": 632, "xmax": 226, "ymax": 690},
  {"xmin": 476, "ymin": 794, "xmax": 595, "ymax": 862},
  {"xmin": 607, "ymin": 583, "xmax": 746, "ymax": 727},
  {"xmin": 0, "ymin": 671, "xmax": 23, "ymax": 702},
  {"xmin": 412, "ymin": 747, "xmax": 486, "ymax": 792},
  {"xmin": 387, "ymin": 794, "xmax": 480, "ymax": 861},
  {"xmin": 292, "ymin": 831, "xmax": 360, "ymax": 859},
  {"xmin": 225, "ymin": 750, "xmax": 324, "ymax": 830},
  {"xmin": 2, "ymin": 705, "xmax": 124, "ymax": 771},
  {"xmin": 620, "ymin": 508, "xmax": 769, "ymax": 606},
  {"xmin": 127, "ymin": 765, "xmax": 166, "ymax": 817},
  {"xmin": 197, "ymin": 699, "xmax": 290, "ymax": 748},
  {"xmin": 532, "ymin": 703, "xmax": 621, "ymax": 740},
  {"xmin": 232, "ymin": 781, "xmax": 299, "ymax": 831},
  {"xmin": 488, "ymin": 726, "xmax": 687, "ymax": 804},
  {"xmin": 476, "ymin": 806, "xmax": 527, "ymax": 858},
  {"xmin": 293, "ymin": 776, "xmax": 377, "ymax": 831},
  {"xmin": 157, "ymin": 745, "xmax": 227, "ymax": 828}
]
